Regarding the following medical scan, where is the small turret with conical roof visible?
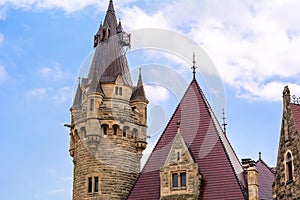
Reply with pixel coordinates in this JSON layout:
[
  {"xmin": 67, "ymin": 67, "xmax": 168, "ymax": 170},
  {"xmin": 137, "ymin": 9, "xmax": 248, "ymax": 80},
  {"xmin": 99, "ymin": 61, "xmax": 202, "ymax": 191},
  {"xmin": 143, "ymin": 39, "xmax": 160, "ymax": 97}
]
[{"xmin": 130, "ymin": 69, "xmax": 148, "ymax": 126}]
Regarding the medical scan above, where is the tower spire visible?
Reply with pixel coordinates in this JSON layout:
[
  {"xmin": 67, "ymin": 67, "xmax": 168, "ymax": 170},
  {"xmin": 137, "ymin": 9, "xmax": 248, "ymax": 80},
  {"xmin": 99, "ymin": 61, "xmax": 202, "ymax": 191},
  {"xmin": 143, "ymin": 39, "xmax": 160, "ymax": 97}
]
[
  {"xmin": 191, "ymin": 52, "xmax": 197, "ymax": 80},
  {"xmin": 222, "ymin": 108, "xmax": 227, "ymax": 133}
]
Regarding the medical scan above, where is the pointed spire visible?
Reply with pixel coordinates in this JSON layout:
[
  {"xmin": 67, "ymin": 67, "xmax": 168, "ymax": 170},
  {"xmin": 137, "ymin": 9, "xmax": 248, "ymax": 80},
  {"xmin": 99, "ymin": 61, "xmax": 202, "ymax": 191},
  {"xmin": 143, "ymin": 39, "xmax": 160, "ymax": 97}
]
[
  {"xmin": 191, "ymin": 52, "xmax": 197, "ymax": 80},
  {"xmin": 130, "ymin": 69, "xmax": 148, "ymax": 102},
  {"xmin": 117, "ymin": 18, "xmax": 123, "ymax": 33},
  {"xmin": 107, "ymin": 0, "xmax": 115, "ymax": 13},
  {"xmin": 72, "ymin": 77, "xmax": 82, "ymax": 108},
  {"xmin": 88, "ymin": 68, "xmax": 103, "ymax": 94}
]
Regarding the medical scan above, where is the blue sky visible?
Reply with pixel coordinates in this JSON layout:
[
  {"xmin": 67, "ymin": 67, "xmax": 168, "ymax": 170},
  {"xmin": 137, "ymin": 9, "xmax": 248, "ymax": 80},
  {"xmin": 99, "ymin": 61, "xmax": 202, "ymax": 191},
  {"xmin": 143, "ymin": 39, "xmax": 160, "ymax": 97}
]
[{"xmin": 1, "ymin": 0, "xmax": 300, "ymax": 199}]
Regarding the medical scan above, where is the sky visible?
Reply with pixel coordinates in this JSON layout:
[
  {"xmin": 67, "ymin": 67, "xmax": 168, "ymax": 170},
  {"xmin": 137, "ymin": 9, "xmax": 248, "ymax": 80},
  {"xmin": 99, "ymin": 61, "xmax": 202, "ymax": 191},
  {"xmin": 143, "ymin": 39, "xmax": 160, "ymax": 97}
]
[{"xmin": 1, "ymin": 0, "xmax": 300, "ymax": 199}]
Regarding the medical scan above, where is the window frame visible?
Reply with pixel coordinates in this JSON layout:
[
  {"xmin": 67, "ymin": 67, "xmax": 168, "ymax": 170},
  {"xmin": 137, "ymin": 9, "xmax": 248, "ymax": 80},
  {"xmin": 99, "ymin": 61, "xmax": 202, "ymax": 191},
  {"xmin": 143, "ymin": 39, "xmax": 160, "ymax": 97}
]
[
  {"xmin": 285, "ymin": 151, "xmax": 294, "ymax": 183},
  {"xmin": 171, "ymin": 171, "xmax": 187, "ymax": 190}
]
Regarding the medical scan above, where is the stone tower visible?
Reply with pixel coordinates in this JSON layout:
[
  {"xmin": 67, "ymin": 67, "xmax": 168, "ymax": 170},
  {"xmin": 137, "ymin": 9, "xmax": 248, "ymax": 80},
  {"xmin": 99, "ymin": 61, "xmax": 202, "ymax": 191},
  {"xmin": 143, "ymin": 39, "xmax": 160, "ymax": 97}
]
[
  {"xmin": 66, "ymin": 1, "xmax": 148, "ymax": 199},
  {"xmin": 273, "ymin": 86, "xmax": 300, "ymax": 199}
]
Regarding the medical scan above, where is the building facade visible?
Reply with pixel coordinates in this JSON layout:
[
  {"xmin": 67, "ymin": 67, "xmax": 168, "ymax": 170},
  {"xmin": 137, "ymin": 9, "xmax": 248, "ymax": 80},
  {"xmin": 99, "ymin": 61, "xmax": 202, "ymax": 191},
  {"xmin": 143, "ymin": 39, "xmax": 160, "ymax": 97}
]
[{"xmin": 66, "ymin": 1, "xmax": 299, "ymax": 199}]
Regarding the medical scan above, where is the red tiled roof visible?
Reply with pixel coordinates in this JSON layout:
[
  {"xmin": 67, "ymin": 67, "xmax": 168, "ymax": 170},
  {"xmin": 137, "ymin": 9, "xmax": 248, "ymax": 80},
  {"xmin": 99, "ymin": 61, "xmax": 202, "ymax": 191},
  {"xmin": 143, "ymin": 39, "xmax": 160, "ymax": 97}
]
[
  {"xmin": 128, "ymin": 80, "xmax": 247, "ymax": 200},
  {"xmin": 256, "ymin": 159, "xmax": 275, "ymax": 200},
  {"xmin": 290, "ymin": 103, "xmax": 300, "ymax": 136}
]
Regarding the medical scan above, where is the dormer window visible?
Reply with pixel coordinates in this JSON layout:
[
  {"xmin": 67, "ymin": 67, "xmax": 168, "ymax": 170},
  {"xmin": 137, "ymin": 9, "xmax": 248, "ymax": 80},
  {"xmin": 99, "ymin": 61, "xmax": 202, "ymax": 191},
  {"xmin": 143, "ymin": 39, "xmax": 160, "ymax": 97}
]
[
  {"xmin": 172, "ymin": 172, "xmax": 186, "ymax": 189},
  {"xmin": 115, "ymin": 86, "xmax": 122, "ymax": 96}
]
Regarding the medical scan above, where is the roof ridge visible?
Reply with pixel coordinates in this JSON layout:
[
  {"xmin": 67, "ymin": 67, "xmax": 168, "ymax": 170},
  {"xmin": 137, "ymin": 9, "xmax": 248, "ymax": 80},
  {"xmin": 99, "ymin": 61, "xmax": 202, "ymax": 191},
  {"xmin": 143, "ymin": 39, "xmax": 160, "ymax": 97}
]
[
  {"xmin": 193, "ymin": 80, "xmax": 248, "ymax": 198},
  {"xmin": 256, "ymin": 159, "xmax": 275, "ymax": 175},
  {"xmin": 139, "ymin": 81, "xmax": 192, "ymax": 173}
]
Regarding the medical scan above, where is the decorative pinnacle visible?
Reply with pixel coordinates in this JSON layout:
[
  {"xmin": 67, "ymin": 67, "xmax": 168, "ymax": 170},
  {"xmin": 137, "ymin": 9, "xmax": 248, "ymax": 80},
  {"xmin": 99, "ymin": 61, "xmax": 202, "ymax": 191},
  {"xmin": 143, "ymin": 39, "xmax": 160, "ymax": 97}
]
[
  {"xmin": 78, "ymin": 77, "xmax": 81, "ymax": 86},
  {"xmin": 222, "ymin": 108, "xmax": 227, "ymax": 134},
  {"xmin": 191, "ymin": 52, "xmax": 197, "ymax": 80},
  {"xmin": 259, "ymin": 152, "xmax": 262, "ymax": 160}
]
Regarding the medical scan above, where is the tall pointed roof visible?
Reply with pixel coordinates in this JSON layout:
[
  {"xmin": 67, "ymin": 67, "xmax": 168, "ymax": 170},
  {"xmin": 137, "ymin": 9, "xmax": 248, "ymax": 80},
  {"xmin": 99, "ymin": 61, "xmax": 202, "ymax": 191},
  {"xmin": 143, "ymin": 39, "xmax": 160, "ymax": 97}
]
[
  {"xmin": 88, "ymin": 0, "xmax": 133, "ymax": 86},
  {"xmin": 130, "ymin": 69, "xmax": 148, "ymax": 102},
  {"xmin": 72, "ymin": 80, "xmax": 82, "ymax": 108},
  {"xmin": 88, "ymin": 68, "xmax": 103, "ymax": 94},
  {"xmin": 128, "ymin": 79, "xmax": 247, "ymax": 200}
]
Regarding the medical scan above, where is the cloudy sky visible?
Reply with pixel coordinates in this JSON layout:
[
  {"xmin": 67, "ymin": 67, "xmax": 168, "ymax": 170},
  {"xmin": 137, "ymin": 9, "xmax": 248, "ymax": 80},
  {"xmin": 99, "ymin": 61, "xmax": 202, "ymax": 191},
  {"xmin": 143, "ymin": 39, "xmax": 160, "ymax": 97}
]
[{"xmin": 1, "ymin": 0, "xmax": 300, "ymax": 199}]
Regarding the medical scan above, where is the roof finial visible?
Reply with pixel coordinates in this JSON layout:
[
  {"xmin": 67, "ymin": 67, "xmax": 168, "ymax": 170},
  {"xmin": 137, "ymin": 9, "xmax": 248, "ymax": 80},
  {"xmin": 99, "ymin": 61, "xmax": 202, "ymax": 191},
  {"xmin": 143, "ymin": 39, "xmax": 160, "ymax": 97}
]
[
  {"xmin": 78, "ymin": 77, "xmax": 81, "ymax": 86},
  {"xmin": 176, "ymin": 121, "xmax": 181, "ymax": 128},
  {"xmin": 191, "ymin": 52, "xmax": 197, "ymax": 80},
  {"xmin": 259, "ymin": 152, "xmax": 262, "ymax": 160},
  {"xmin": 222, "ymin": 108, "xmax": 227, "ymax": 134}
]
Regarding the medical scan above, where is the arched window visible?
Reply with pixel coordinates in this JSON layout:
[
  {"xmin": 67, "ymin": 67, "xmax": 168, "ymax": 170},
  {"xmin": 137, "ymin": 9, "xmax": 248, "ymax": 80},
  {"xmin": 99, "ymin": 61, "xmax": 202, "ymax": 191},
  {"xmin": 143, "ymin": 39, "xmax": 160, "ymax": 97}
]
[
  {"xmin": 123, "ymin": 126, "xmax": 129, "ymax": 137},
  {"xmin": 132, "ymin": 128, "xmax": 138, "ymax": 139},
  {"xmin": 113, "ymin": 125, "xmax": 118, "ymax": 136},
  {"xmin": 101, "ymin": 125, "xmax": 108, "ymax": 136},
  {"xmin": 286, "ymin": 152, "xmax": 293, "ymax": 182}
]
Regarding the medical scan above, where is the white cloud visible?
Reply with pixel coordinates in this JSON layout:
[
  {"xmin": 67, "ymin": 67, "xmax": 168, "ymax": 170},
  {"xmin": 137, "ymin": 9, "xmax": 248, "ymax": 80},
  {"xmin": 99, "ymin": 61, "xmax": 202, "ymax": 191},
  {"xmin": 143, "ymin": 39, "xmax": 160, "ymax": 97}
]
[
  {"xmin": 121, "ymin": 0, "xmax": 300, "ymax": 102},
  {"xmin": 0, "ymin": 33, "xmax": 3, "ymax": 43},
  {"xmin": 28, "ymin": 87, "xmax": 46, "ymax": 97},
  {"xmin": 0, "ymin": 65, "xmax": 8, "ymax": 83},
  {"xmin": 39, "ymin": 64, "xmax": 72, "ymax": 81},
  {"xmin": 53, "ymin": 86, "xmax": 72, "ymax": 103},
  {"xmin": 0, "ymin": 0, "xmax": 138, "ymax": 14},
  {"xmin": 144, "ymin": 85, "xmax": 169, "ymax": 104}
]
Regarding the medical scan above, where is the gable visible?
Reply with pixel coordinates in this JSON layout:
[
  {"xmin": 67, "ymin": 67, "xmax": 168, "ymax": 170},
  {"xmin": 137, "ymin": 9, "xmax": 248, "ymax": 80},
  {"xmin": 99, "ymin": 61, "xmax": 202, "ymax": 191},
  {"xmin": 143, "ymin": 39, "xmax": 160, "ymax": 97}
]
[
  {"xmin": 128, "ymin": 80, "xmax": 247, "ymax": 200},
  {"xmin": 164, "ymin": 126, "xmax": 194, "ymax": 166}
]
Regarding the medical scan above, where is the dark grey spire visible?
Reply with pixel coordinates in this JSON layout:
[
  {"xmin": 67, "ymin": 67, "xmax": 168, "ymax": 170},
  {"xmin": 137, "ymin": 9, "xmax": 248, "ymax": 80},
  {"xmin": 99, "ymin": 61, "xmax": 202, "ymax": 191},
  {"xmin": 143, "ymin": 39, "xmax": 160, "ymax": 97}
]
[
  {"xmin": 73, "ymin": 78, "xmax": 82, "ymax": 108},
  {"xmin": 130, "ymin": 69, "xmax": 148, "ymax": 102}
]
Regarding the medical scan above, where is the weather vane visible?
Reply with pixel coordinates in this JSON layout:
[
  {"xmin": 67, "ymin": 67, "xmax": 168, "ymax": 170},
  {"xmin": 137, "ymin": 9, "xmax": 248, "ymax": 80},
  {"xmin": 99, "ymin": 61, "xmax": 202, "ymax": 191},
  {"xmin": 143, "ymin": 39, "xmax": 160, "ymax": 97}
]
[{"xmin": 222, "ymin": 108, "xmax": 227, "ymax": 134}]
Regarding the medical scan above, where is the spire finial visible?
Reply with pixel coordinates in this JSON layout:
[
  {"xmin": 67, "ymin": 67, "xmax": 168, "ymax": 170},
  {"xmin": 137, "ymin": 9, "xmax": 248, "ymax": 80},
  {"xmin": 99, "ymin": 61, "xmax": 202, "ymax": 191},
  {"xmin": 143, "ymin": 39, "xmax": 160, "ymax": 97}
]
[
  {"xmin": 78, "ymin": 77, "xmax": 81, "ymax": 86},
  {"xmin": 259, "ymin": 152, "xmax": 262, "ymax": 160},
  {"xmin": 191, "ymin": 52, "xmax": 197, "ymax": 80},
  {"xmin": 222, "ymin": 108, "xmax": 227, "ymax": 134}
]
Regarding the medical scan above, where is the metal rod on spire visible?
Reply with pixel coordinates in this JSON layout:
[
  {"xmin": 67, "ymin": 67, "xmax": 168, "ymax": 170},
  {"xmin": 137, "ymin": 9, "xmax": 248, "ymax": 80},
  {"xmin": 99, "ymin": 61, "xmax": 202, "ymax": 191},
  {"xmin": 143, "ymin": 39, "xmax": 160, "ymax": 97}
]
[
  {"xmin": 191, "ymin": 52, "xmax": 197, "ymax": 80},
  {"xmin": 222, "ymin": 108, "xmax": 227, "ymax": 134}
]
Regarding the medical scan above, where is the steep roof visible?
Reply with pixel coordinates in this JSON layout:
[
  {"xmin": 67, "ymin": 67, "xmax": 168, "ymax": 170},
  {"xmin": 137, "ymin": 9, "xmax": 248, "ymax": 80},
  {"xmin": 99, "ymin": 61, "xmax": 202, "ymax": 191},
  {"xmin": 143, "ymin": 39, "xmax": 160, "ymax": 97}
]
[
  {"xmin": 290, "ymin": 103, "xmax": 300, "ymax": 136},
  {"xmin": 128, "ymin": 80, "xmax": 247, "ymax": 200},
  {"xmin": 256, "ymin": 159, "xmax": 275, "ymax": 200},
  {"xmin": 72, "ymin": 81, "xmax": 82, "ymax": 108},
  {"xmin": 88, "ymin": 0, "xmax": 133, "ymax": 86},
  {"xmin": 88, "ymin": 68, "xmax": 103, "ymax": 94},
  {"xmin": 130, "ymin": 69, "xmax": 148, "ymax": 102}
]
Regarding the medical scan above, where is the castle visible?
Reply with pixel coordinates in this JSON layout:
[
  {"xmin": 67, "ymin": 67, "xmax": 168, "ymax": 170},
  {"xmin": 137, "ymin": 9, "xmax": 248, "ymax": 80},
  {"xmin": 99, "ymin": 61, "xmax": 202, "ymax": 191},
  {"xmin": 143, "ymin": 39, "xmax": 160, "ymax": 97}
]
[{"xmin": 66, "ymin": 1, "xmax": 300, "ymax": 199}]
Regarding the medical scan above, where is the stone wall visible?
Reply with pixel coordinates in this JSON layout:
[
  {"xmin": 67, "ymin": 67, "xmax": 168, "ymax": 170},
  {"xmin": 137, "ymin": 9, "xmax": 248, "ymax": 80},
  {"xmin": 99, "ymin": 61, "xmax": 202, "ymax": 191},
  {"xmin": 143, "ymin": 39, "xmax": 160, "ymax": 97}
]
[{"xmin": 273, "ymin": 89, "xmax": 300, "ymax": 199}]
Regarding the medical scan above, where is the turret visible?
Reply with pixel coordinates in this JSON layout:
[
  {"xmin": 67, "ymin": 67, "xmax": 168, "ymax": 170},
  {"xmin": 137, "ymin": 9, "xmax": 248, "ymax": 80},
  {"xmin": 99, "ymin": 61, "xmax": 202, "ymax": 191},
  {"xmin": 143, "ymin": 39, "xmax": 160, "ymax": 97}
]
[
  {"xmin": 87, "ymin": 68, "xmax": 103, "ymax": 119},
  {"xmin": 130, "ymin": 69, "xmax": 149, "ymax": 126}
]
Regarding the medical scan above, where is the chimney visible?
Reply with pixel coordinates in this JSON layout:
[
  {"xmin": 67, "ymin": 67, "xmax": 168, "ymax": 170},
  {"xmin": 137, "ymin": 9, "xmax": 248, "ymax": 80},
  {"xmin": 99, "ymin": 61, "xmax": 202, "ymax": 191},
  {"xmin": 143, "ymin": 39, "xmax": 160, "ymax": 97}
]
[{"xmin": 247, "ymin": 161, "xmax": 259, "ymax": 200}]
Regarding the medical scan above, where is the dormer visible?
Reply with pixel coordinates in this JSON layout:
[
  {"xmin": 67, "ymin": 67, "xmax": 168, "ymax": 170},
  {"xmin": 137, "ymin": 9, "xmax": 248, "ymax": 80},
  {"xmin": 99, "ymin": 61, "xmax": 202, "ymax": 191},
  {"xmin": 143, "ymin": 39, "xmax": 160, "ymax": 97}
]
[{"xmin": 160, "ymin": 122, "xmax": 201, "ymax": 200}]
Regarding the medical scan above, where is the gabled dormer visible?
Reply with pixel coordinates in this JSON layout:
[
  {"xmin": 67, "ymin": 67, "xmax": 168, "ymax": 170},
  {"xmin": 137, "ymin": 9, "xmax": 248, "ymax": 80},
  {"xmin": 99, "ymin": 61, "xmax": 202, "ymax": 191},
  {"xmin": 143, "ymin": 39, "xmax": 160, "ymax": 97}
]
[{"xmin": 160, "ymin": 122, "xmax": 201, "ymax": 200}]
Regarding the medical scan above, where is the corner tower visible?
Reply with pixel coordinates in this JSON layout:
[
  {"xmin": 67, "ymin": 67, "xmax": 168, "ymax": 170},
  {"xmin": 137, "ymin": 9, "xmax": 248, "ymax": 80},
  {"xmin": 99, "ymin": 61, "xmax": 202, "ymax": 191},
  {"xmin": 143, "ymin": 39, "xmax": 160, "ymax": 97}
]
[{"xmin": 66, "ymin": 1, "xmax": 148, "ymax": 199}]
